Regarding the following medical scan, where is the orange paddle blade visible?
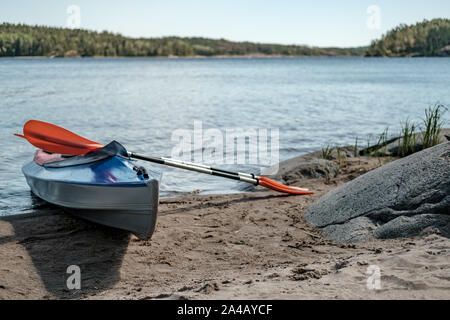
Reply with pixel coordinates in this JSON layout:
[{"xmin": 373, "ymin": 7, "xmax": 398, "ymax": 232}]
[
  {"xmin": 15, "ymin": 120, "xmax": 104, "ymax": 155},
  {"xmin": 257, "ymin": 177, "xmax": 314, "ymax": 195}
]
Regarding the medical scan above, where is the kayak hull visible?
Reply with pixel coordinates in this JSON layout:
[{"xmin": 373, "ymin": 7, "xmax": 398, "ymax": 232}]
[{"xmin": 22, "ymin": 155, "xmax": 160, "ymax": 239}]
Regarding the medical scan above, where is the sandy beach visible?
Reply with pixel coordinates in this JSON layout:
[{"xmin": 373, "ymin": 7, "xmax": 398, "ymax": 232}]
[{"xmin": 1, "ymin": 153, "xmax": 449, "ymax": 300}]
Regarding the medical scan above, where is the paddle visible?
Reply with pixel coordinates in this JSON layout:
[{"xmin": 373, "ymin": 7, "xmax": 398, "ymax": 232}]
[{"xmin": 15, "ymin": 120, "xmax": 313, "ymax": 195}]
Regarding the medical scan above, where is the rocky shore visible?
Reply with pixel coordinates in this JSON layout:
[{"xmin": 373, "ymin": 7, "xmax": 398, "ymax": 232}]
[{"xmin": 0, "ymin": 141, "xmax": 449, "ymax": 300}]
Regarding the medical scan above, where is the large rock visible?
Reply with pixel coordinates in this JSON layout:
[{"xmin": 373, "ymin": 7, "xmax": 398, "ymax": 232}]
[{"xmin": 304, "ymin": 142, "xmax": 450, "ymax": 242}]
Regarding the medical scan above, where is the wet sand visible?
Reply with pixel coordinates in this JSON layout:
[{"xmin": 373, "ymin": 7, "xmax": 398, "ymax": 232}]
[{"xmin": 0, "ymin": 156, "xmax": 449, "ymax": 299}]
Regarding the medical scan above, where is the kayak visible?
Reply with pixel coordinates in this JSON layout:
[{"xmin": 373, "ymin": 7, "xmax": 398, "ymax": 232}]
[{"xmin": 21, "ymin": 142, "xmax": 161, "ymax": 239}]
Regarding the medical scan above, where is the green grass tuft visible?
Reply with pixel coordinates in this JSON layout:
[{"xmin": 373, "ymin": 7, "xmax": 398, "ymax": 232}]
[
  {"xmin": 399, "ymin": 119, "xmax": 417, "ymax": 157},
  {"xmin": 336, "ymin": 146, "xmax": 346, "ymax": 168},
  {"xmin": 422, "ymin": 104, "xmax": 447, "ymax": 149},
  {"xmin": 321, "ymin": 144, "xmax": 334, "ymax": 160},
  {"xmin": 353, "ymin": 137, "xmax": 359, "ymax": 157}
]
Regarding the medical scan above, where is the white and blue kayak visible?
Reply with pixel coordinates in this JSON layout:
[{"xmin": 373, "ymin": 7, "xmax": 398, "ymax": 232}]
[{"xmin": 22, "ymin": 141, "xmax": 161, "ymax": 239}]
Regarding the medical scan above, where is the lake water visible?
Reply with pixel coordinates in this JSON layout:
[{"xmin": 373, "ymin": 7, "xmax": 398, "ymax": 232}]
[{"xmin": 1, "ymin": 57, "xmax": 449, "ymax": 216}]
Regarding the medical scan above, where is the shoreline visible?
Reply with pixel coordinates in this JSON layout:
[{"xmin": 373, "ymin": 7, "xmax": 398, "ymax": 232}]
[
  {"xmin": 3, "ymin": 55, "xmax": 360, "ymax": 59},
  {"xmin": 4, "ymin": 55, "xmax": 446, "ymax": 60},
  {"xmin": 1, "ymin": 147, "xmax": 449, "ymax": 299}
]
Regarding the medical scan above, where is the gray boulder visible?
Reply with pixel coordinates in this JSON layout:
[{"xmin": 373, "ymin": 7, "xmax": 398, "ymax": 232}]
[
  {"xmin": 304, "ymin": 142, "xmax": 450, "ymax": 242},
  {"xmin": 263, "ymin": 157, "xmax": 339, "ymax": 184}
]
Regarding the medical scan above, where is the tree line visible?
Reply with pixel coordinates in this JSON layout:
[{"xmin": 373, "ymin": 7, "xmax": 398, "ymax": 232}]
[
  {"xmin": 365, "ymin": 18, "xmax": 450, "ymax": 57},
  {"xmin": 0, "ymin": 23, "xmax": 365, "ymax": 58},
  {"xmin": 1, "ymin": 19, "xmax": 448, "ymax": 58}
]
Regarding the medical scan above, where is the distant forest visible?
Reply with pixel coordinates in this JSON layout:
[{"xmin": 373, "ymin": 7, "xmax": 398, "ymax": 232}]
[
  {"xmin": 365, "ymin": 18, "xmax": 450, "ymax": 57},
  {"xmin": 0, "ymin": 19, "xmax": 449, "ymax": 58},
  {"xmin": 0, "ymin": 23, "xmax": 365, "ymax": 58}
]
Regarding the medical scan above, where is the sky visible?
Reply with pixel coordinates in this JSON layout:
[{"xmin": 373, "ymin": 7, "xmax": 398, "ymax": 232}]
[{"xmin": 1, "ymin": 0, "xmax": 449, "ymax": 47}]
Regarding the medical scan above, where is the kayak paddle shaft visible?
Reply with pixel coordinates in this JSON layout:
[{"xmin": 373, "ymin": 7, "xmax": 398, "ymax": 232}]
[{"xmin": 129, "ymin": 152, "xmax": 259, "ymax": 185}]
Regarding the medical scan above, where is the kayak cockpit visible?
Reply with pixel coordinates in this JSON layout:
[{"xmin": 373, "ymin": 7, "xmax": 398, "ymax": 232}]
[{"xmin": 24, "ymin": 155, "xmax": 153, "ymax": 186}]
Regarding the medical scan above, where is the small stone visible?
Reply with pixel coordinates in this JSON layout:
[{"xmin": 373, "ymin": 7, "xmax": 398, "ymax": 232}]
[{"xmin": 334, "ymin": 260, "xmax": 349, "ymax": 270}]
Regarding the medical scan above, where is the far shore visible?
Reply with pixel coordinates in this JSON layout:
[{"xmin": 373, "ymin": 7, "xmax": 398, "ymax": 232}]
[
  {"xmin": 4, "ymin": 54, "xmax": 357, "ymax": 59},
  {"xmin": 3, "ymin": 55, "xmax": 445, "ymax": 60}
]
